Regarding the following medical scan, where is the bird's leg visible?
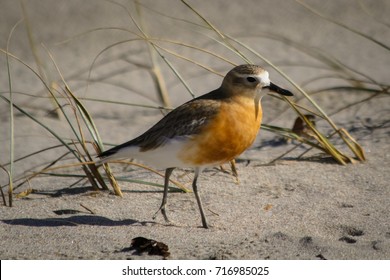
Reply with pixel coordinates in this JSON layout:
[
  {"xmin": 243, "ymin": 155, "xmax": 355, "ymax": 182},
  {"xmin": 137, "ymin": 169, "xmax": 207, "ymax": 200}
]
[
  {"xmin": 153, "ymin": 168, "xmax": 174, "ymax": 223},
  {"xmin": 193, "ymin": 168, "xmax": 209, "ymax": 229}
]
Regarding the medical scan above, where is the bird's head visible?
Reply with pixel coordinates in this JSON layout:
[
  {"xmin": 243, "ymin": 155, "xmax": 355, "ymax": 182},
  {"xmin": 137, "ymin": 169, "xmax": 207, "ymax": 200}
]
[{"xmin": 221, "ymin": 64, "xmax": 293, "ymax": 98}]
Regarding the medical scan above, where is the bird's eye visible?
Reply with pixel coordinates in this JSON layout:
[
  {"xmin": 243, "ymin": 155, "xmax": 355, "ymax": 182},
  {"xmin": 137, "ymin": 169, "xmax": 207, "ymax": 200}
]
[{"xmin": 246, "ymin": 77, "xmax": 257, "ymax": 83}]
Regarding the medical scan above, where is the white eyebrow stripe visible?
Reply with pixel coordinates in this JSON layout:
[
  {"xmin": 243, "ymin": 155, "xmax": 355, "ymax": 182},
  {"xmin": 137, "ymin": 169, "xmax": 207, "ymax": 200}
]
[{"xmin": 235, "ymin": 71, "xmax": 270, "ymax": 85}]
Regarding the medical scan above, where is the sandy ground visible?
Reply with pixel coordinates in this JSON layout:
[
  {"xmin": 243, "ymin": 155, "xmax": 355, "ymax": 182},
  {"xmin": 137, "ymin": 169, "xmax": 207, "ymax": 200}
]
[{"xmin": 1, "ymin": 0, "xmax": 389, "ymax": 260}]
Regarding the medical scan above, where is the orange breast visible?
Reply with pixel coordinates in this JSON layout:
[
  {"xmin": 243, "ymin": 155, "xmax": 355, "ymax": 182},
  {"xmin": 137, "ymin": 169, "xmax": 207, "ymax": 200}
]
[{"xmin": 179, "ymin": 96, "xmax": 262, "ymax": 166}]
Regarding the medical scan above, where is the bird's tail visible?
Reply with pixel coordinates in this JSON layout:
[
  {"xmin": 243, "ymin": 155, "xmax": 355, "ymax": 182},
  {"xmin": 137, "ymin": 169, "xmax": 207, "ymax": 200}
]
[
  {"xmin": 96, "ymin": 140, "xmax": 139, "ymax": 165},
  {"xmin": 96, "ymin": 146, "xmax": 124, "ymax": 165}
]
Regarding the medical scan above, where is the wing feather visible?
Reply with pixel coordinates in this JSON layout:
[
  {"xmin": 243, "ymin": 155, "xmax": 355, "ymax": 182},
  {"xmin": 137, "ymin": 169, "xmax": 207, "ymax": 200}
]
[{"xmin": 98, "ymin": 90, "xmax": 222, "ymax": 158}]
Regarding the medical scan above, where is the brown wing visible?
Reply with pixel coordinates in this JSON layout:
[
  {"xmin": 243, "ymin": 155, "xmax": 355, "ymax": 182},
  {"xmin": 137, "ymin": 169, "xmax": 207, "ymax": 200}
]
[{"xmin": 99, "ymin": 90, "xmax": 222, "ymax": 157}]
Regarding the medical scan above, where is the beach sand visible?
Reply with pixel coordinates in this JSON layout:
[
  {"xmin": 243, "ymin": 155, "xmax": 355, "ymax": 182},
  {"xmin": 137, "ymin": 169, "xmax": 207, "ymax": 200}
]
[{"xmin": 1, "ymin": 0, "xmax": 389, "ymax": 259}]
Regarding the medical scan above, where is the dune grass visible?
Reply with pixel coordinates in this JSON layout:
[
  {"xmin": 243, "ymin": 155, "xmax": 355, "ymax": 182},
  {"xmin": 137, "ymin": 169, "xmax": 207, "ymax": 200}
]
[{"xmin": 2, "ymin": 0, "xmax": 387, "ymax": 203}]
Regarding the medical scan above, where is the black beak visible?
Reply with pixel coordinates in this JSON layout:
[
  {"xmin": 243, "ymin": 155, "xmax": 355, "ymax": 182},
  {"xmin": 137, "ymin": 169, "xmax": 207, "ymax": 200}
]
[{"xmin": 267, "ymin": 82, "xmax": 293, "ymax": 96}]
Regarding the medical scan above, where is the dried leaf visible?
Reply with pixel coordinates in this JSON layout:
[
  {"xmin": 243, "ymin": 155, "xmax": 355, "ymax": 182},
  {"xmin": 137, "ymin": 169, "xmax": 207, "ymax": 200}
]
[
  {"xmin": 121, "ymin": 236, "xmax": 170, "ymax": 259},
  {"xmin": 15, "ymin": 188, "xmax": 36, "ymax": 198},
  {"xmin": 292, "ymin": 114, "xmax": 317, "ymax": 140}
]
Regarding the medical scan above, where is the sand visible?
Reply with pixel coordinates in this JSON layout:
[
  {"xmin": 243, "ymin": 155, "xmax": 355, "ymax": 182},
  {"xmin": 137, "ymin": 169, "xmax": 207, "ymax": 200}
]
[{"xmin": 1, "ymin": 0, "xmax": 389, "ymax": 260}]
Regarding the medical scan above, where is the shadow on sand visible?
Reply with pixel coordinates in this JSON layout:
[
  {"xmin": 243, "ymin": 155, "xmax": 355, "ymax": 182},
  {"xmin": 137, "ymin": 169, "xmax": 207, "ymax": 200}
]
[{"xmin": 1, "ymin": 215, "xmax": 150, "ymax": 227}]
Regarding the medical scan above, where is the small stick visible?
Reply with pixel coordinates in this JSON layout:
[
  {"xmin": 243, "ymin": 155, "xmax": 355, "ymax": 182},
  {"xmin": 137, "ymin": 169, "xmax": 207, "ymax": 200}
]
[{"xmin": 80, "ymin": 203, "xmax": 95, "ymax": 214}]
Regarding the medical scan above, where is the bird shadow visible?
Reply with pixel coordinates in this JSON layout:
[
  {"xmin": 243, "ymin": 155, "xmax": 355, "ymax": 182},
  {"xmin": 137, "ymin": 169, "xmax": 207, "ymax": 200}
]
[{"xmin": 1, "ymin": 215, "xmax": 152, "ymax": 227}]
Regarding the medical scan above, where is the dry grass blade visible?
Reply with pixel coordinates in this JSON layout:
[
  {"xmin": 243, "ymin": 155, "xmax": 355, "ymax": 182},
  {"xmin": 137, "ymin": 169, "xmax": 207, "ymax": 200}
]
[
  {"xmin": 15, "ymin": 152, "xmax": 72, "ymax": 189},
  {"xmin": 42, "ymin": 45, "xmax": 122, "ymax": 196},
  {"xmin": 19, "ymin": 159, "xmax": 189, "ymax": 193},
  {"xmin": 107, "ymin": 160, "xmax": 190, "ymax": 192},
  {"xmin": 338, "ymin": 128, "xmax": 366, "ymax": 162},
  {"xmin": 0, "ymin": 165, "xmax": 12, "ymax": 206},
  {"xmin": 5, "ymin": 18, "xmax": 24, "ymax": 207},
  {"xmin": 357, "ymin": 0, "xmax": 390, "ymax": 28},
  {"xmin": 0, "ymin": 94, "xmax": 80, "ymax": 161},
  {"xmin": 66, "ymin": 88, "xmax": 120, "ymax": 194},
  {"xmin": 69, "ymin": 91, "xmax": 122, "ymax": 194},
  {"xmin": 180, "ymin": 0, "xmax": 250, "ymax": 63},
  {"xmin": 20, "ymin": 1, "xmax": 59, "ymax": 118},
  {"xmin": 153, "ymin": 44, "xmax": 223, "ymax": 76},
  {"xmin": 136, "ymin": 1, "xmax": 171, "ymax": 107},
  {"xmin": 282, "ymin": 96, "xmax": 355, "ymax": 165},
  {"xmin": 296, "ymin": 0, "xmax": 390, "ymax": 52},
  {"xmin": 1, "ymin": 46, "xmax": 188, "ymax": 197},
  {"xmin": 1, "ymin": 50, "xmax": 114, "ymax": 194},
  {"xmin": 109, "ymin": 0, "xmax": 195, "ymax": 98},
  {"xmin": 261, "ymin": 124, "xmax": 327, "ymax": 153},
  {"xmin": 229, "ymin": 37, "xmax": 366, "ymax": 163}
]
